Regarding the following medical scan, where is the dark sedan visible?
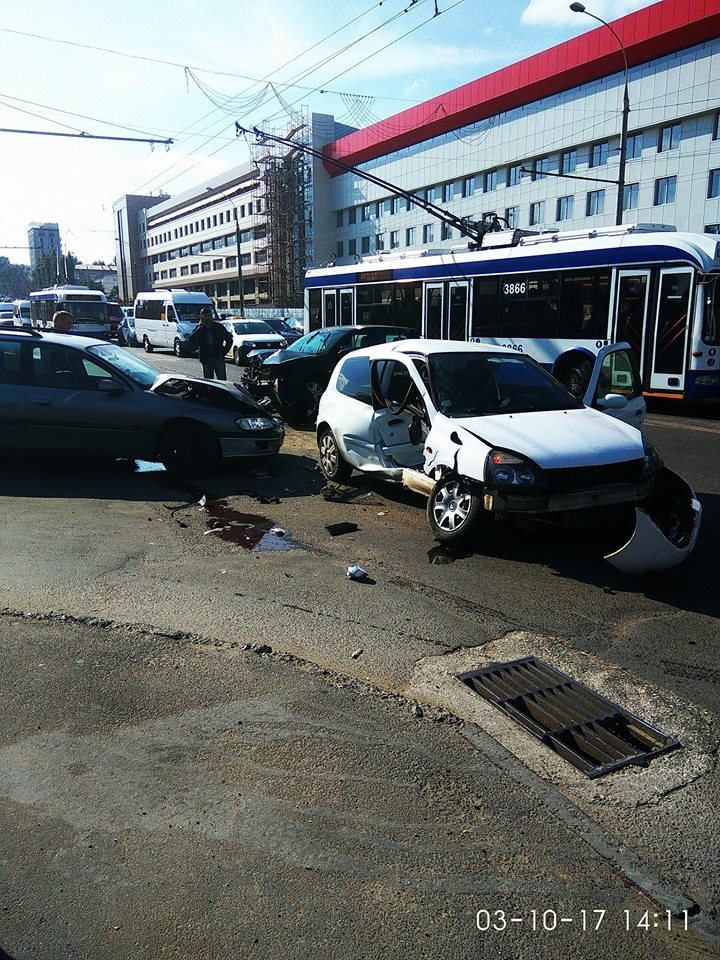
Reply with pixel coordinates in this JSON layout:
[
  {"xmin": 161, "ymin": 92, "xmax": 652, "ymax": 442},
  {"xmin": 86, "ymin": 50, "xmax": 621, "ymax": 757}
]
[
  {"xmin": 0, "ymin": 327, "xmax": 284, "ymax": 474},
  {"xmin": 242, "ymin": 324, "xmax": 412, "ymax": 425}
]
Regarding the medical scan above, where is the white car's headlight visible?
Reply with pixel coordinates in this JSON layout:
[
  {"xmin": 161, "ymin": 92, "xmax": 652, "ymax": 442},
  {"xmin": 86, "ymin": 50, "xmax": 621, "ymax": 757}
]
[
  {"xmin": 486, "ymin": 449, "xmax": 544, "ymax": 487},
  {"xmin": 642, "ymin": 437, "xmax": 663, "ymax": 475},
  {"xmin": 235, "ymin": 416, "xmax": 276, "ymax": 431}
]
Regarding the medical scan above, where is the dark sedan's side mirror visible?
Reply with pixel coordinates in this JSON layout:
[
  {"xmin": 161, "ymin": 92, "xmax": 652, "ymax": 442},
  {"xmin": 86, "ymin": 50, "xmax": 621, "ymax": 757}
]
[{"xmin": 97, "ymin": 379, "xmax": 127, "ymax": 394}]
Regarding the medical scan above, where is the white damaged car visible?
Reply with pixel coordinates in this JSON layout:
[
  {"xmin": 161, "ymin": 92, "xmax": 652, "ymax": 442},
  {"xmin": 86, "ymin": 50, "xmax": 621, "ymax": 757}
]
[{"xmin": 316, "ymin": 339, "xmax": 701, "ymax": 574}]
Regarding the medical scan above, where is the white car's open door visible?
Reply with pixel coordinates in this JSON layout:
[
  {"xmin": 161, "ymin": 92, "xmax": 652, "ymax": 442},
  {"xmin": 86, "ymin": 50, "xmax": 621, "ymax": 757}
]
[{"xmin": 583, "ymin": 342, "xmax": 645, "ymax": 430}]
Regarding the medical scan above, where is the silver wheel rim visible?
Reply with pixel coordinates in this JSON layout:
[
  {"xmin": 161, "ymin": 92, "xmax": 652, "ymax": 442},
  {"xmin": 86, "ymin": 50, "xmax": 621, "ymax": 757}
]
[
  {"xmin": 431, "ymin": 480, "xmax": 471, "ymax": 532},
  {"xmin": 319, "ymin": 434, "xmax": 338, "ymax": 475}
]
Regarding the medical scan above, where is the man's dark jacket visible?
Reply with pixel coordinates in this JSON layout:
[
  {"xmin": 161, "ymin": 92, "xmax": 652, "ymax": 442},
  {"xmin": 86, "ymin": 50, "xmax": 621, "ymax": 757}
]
[{"xmin": 187, "ymin": 322, "xmax": 233, "ymax": 360}]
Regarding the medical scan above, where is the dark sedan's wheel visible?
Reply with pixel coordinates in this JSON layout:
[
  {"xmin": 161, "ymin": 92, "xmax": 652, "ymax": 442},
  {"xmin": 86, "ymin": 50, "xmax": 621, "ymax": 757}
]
[
  {"xmin": 318, "ymin": 428, "xmax": 352, "ymax": 483},
  {"xmin": 427, "ymin": 475, "xmax": 484, "ymax": 544},
  {"xmin": 305, "ymin": 380, "xmax": 325, "ymax": 419},
  {"xmin": 173, "ymin": 338, "xmax": 183, "ymax": 358},
  {"xmin": 143, "ymin": 336, "xmax": 154, "ymax": 354},
  {"xmin": 157, "ymin": 422, "xmax": 220, "ymax": 475}
]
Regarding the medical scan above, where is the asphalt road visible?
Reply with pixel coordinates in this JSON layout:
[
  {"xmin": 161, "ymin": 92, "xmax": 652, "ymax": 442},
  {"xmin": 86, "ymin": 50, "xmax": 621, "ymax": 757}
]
[{"xmin": 1, "ymin": 345, "xmax": 718, "ymax": 958}]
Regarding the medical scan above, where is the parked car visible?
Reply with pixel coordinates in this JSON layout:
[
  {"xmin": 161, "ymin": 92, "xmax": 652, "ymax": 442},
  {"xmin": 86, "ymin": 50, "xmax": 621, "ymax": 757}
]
[
  {"xmin": 0, "ymin": 328, "xmax": 284, "ymax": 474},
  {"xmin": 243, "ymin": 324, "xmax": 412, "ymax": 426},
  {"xmin": 107, "ymin": 302, "xmax": 124, "ymax": 338},
  {"xmin": 315, "ymin": 339, "xmax": 701, "ymax": 573},
  {"xmin": 221, "ymin": 319, "xmax": 287, "ymax": 365},
  {"xmin": 0, "ymin": 308, "xmax": 14, "ymax": 326},
  {"xmin": 262, "ymin": 316, "xmax": 303, "ymax": 345},
  {"xmin": 117, "ymin": 315, "xmax": 139, "ymax": 347}
]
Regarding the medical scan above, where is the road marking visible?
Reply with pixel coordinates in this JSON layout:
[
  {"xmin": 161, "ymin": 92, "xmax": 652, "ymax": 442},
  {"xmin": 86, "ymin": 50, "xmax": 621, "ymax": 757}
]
[{"xmin": 645, "ymin": 415, "xmax": 720, "ymax": 434}]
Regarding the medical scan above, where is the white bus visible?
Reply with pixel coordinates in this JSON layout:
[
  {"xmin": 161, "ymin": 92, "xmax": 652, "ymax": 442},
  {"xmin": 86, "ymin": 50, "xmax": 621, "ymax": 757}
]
[
  {"xmin": 29, "ymin": 285, "xmax": 110, "ymax": 339},
  {"xmin": 304, "ymin": 224, "xmax": 720, "ymax": 403}
]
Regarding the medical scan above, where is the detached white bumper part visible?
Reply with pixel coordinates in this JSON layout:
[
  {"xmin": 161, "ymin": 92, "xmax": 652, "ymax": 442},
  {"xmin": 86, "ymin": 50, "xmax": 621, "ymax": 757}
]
[{"xmin": 604, "ymin": 470, "xmax": 702, "ymax": 574}]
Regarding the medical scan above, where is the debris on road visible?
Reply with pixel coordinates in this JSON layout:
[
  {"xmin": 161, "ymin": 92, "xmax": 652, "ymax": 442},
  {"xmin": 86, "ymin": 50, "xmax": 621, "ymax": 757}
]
[
  {"xmin": 351, "ymin": 648, "xmax": 364, "ymax": 659},
  {"xmin": 326, "ymin": 522, "xmax": 359, "ymax": 537},
  {"xmin": 346, "ymin": 565, "xmax": 369, "ymax": 581}
]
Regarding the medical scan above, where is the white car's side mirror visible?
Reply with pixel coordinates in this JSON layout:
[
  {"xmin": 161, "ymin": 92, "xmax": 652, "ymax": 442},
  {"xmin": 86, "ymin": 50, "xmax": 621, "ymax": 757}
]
[{"xmin": 597, "ymin": 393, "xmax": 628, "ymax": 410}]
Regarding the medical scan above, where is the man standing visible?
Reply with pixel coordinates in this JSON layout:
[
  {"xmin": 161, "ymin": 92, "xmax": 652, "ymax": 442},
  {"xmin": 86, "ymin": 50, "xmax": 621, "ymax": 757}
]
[{"xmin": 187, "ymin": 307, "xmax": 233, "ymax": 380}]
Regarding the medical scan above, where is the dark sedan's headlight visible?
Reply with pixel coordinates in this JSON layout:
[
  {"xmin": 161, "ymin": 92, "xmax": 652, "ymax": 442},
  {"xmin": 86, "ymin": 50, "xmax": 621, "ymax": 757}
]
[
  {"xmin": 235, "ymin": 416, "xmax": 277, "ymax": 431},
  {"xmin": 642, "ymin": 437, "xmax": 663, "ymax": 476},
  {"xmin": 485, "ymin": 449, "xmax": 545, "ymax": 487}
]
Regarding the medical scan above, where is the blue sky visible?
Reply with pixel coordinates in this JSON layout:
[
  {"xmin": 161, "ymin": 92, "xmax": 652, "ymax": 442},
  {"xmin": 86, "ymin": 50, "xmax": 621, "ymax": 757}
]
[{"xmin": 0, "ymin": 0, "xmax": 652, "ymax": 265}]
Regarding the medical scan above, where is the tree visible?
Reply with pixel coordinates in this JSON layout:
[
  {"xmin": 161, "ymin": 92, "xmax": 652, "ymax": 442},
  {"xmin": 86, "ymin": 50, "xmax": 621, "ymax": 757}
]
[
  {"xmin": 31, "ymin": 251, "xmax": 79, "ymax": 289},
  {"xmin": 0, "ymin": 257, "xmax": 32, "ymax": 299}
]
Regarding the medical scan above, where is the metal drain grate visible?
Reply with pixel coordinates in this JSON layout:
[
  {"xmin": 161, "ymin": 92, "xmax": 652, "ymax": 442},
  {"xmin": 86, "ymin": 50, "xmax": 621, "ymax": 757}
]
[{"xmin": 459, "ymin": 657, "xmax": 681, "ymax": 778}]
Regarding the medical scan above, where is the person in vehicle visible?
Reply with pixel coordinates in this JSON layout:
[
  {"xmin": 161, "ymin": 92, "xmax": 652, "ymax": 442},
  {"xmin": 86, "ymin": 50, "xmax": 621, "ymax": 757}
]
[
  {"xmin": 186, "ymin": 307, "xmax": 233, "ymax": 380},
  {"xmin": 52, "ymin": 310, "xmax": 73, "ymax": 333}
]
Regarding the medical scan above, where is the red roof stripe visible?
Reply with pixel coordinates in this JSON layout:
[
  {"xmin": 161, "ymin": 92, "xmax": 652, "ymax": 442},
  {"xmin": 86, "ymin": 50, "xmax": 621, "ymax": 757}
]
[{"xmin": 323, "ymin": 0, "xmax": 720, "ymax": 170}]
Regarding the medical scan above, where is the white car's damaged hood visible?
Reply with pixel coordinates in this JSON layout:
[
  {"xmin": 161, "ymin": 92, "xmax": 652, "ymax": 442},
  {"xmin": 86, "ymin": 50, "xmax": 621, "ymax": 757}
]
[{"xmin": 452, "ymin": 407, "xmax": 643, "ymax": 468}]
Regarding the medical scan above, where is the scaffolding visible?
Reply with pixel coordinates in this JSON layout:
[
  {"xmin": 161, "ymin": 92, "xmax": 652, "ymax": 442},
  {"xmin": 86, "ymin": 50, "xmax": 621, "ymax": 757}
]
[{"xmin": 250, "ymin": 119, "xmax": 311, "ymax": 310}]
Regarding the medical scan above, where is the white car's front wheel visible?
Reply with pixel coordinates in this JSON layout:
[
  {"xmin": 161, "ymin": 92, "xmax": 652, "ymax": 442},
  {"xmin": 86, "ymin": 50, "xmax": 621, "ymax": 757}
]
[
  {"xmin": 318, "ymin": 428, "xmax": 353, "ymax": 483},
  {"xmin": 427, "ymin": 476, "xmax": 484, "ymax": 544}
]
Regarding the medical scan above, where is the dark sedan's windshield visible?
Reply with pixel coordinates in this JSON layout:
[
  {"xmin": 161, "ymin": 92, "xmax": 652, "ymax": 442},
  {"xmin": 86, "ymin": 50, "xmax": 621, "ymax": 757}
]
[
  {"xmin": 429, "ymin": 352, "xmax": 582, "ymax": 417},
  {"xmin": 88, "ymin": 344, "xmax": 158, "ymax": 388},
  {"xmin": 290, "ymin": 328, "xmax": 348, "ymax": 355}
]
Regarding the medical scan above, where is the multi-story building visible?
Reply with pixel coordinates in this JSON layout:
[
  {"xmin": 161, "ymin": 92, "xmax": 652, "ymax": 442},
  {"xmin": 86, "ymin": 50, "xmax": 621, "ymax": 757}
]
[
  {"xmin": 113, "ymin": 193, "xmax": 167, "ymax": 304},
  {"xmin": 74, "ymin": 263, "xmax": 118, "ymax": 297},
  {"xmin": 27, "ymin": 222, "xmax": 61, "ymax": 268},
  {"xmin": 322, "ymin": 0, "xmax": 720, "ymax": 265}
]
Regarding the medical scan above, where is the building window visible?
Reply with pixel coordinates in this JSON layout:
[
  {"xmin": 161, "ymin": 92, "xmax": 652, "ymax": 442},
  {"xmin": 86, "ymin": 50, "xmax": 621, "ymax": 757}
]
[
  {"xmin": 390, "ymin": 231, "xmax": 399, "ymax": 249},
  {"xmin": 336, "ymin": 210, "xmax": 344, "ymax": 228},
  {"xmin": 714, "ymin": 113, "xmax": 720, "ymax": 140},
  {"xmin": 484, "ymin": 170, "xmax": 498, "ymax": 192},
  {"xmin": 626, "ymin": 132, "xmax": 643, "ymax": 159},
  {"xmin": 376, "ymin": 234, "xmax": 384, "ymax": 251},
  {"xmin": 190, "ymin": 264, "xmax": 199, "ymax": 275},
  {"xmin": 531, "ymin": 157, "xmax": 549, "ymax": 181},
  {"xmin": 561, "ymin": 149, "xmax": 577, "ymax": 174},
  {"xmin": 423, "ymin": 224, "xmax": 435, "ymax": 244},
  {"xmin": 240, "ymin": 253, "xmax": 251, "ymax": 266},
  {"xmin": 348, "ymin": 238, "xmax": 357, "ymax": 256},
  {"xmin": 337, "ymin": 241, "xmax": 344, "ymax": 258},
  {"xmin": 507, "ymin": 165, "xmax": 522, "ymax": 187},
  {"xmin": 361, "ymin": 204, "xmax": 372, "ymax": 222},
  {"xmin": 225, "ymin": 257, "xmax": 237, "ymax": 268},
  {"xmin": 406, "ymin": 226, "xmax": 416, "ymax": 246},
  {"xmin": 590, "ymin": 141, "xmax": 609, "ymax": 167},
  {"xmin": 556, "ymin": 195, "xmax": 574, "ymax": 221},
  {"xmin": 708, "ymin": 169, "xmax": 720, "ymax": 199},
  {"xmin": 659, "ymin": 123, "xmax": 681, "ymax": 152},
  {"xmin": 180, "ymin": 266, "xmax": 189, "ymax": 276},
  {"xmin": 213, "ymin": 259, "xmax": 223, "ymax": 270},
  {"xmin": 255, "ymin": 249, "xmax": 267, "ymax": 264},
  {"xmin": 361, "ymin": 235, "xmax": 371, "ymax": 254},
  {"xmin": 462, "ymin": 176, "xmax": 475, "ymax": 197},
  {"xmin": 169, "ymin": 268, "xmax": 177, "ymax": 278},
  {"xmin": 529, "ymin": 201, "xmax": 544, "ymax": 226},
  {"xmin": 505, "ymin": 207, "xmax": 518, "ymax": 228},
  {"xmin": 248, "ymin": 203, "xmax": 253, "ymax": 215},
  {"xmin": 160, "ymin": 270, "xmax": 168, "ymax": 280},
  {"xmin": 348, "ymin": 207, "xmax": 357, "ymax": 225},
  {"xmin": 440, "ymin": 223, "xmax": 452, "ymax": 240},
  {"xmin": 586, "ymin": 189, "xmax": 605, "ymax": 216},
  {"xmin": 623, "ymin": 183, "xmax": 639, "ymax": 210},
  {"xmin": 201, "ymin": 261, "xmax": 211, "ymax": 273},
  {"xmin": 654, "ymin": 176, "xmax": 677, "ymax": 205}
]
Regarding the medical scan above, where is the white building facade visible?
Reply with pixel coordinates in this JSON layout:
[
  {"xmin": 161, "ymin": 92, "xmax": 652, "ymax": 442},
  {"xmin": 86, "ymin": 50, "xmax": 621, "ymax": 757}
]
[{"xmin": 320, "ymin": 0, "xmax": 720, "ymax": 266}]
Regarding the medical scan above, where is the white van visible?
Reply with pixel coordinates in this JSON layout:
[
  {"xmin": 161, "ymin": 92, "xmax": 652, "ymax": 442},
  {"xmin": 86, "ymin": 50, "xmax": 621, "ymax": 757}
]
[
  {"xmin": 133, "ymin": 290, "xmax": 217, "ymax": 356},
  {"xmin": 12, "ymin": 299, "xmax": 32, "ymax": 327}
]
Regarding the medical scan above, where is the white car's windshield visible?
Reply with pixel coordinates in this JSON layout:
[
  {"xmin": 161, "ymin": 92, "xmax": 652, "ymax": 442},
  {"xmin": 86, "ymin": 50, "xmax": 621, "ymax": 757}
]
[
  {"xmin": 231, "ymin": 321, "xmax": 274, "ymax": 335},
  {"xmin": 88, "ymin": 343, "xmax": 158, "ymax": 388},
  {"xmin": 428, "ymin": 352, "xmax": 582, "ymax": 416}
]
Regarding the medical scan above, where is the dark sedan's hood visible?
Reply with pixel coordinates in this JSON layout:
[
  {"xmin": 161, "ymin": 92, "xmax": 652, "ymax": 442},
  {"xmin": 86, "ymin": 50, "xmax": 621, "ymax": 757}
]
[
  {"xmin": 256, "ymin": 348, "xmax": 308, "ymax": 367},
  {"xmin": 150, "ymin": 374, "xmax": 269, "ymax": 413}
]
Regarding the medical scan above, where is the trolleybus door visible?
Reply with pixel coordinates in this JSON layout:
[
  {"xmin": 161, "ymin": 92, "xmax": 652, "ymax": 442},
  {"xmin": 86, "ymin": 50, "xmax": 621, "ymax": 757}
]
[
  {"xmin": 612, "ymin": 270, "xmax": 650, "ymax": 374},
  {"xmin": 649, "ymin": 269, "xmax": 692, "ymax": 392},
  {"xmin": 423, "ymin": 283, "xmax": 443, "ymax": 339},
  {"xmin": 323, "ymin": 290, "xmax": 338, "ymax": 327},
  {"xmin": 447, "ymin": 281, "xmax": 470, "ymax": 341},
  {"xmin": 339, "ymin": 288, "xmax": 354, "ymax": 326}
]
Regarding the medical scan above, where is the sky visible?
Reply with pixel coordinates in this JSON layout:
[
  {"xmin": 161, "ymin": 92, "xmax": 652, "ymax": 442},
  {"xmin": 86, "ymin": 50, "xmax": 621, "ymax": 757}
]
[{"xmin": 0, "ymin": 0, "xmax": 654, "ymax": 267}]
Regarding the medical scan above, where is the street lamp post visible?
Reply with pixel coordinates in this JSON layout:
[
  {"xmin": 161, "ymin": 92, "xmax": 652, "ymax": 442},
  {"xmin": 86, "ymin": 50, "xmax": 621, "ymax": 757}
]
[
  {"xmin": 206, "ymin": 187, "xmax": 245, "ymax": 316},
  {"xmin": 570, "ymin": 2, "xmax": 630, "ymax": 226}
]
